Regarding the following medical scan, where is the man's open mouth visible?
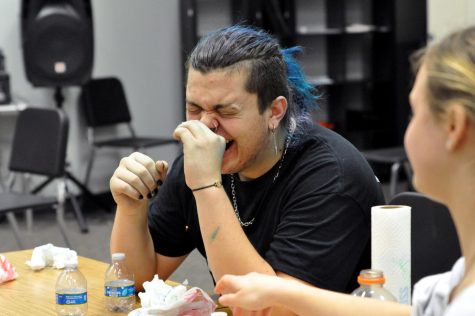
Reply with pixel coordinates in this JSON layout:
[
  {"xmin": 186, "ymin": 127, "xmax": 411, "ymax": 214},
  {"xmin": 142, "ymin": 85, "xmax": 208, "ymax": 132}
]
[{"xmin": 225, "ymin": 139, "xmax": 234, "ymax": 151}]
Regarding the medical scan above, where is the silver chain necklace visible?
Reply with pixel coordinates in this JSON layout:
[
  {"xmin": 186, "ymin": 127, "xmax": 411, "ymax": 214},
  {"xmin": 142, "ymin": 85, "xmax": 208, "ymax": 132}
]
[{"xmin": 229, "ymin": 133, "xmax": 292, "ymax": 227}]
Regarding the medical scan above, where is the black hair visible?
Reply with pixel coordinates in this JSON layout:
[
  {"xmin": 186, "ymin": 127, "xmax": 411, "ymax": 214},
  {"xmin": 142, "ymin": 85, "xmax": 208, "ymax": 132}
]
[{"xmin": 186, "ymin": 24, "xmax": 319, "ymax": 139}]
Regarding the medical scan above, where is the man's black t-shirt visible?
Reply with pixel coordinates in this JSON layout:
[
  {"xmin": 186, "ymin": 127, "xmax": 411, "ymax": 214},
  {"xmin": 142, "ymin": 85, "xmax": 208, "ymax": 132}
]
[{"xmin": 148, "ymin": 124, "xmax": 385, "ymax": 292}]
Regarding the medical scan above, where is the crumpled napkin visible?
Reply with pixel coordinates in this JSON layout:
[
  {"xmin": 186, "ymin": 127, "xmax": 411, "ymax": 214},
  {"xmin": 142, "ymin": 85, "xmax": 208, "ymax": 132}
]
[
  {"xmin": 0, "ymin": 254, "xmax": 18, "ymax": 284},
  {"xmin": 25, "ymin": 243, "xmax": 78, "ymax": 270},
  {"xmin": 129, "ymin": 275, "xmax": 216, "ymax": 316}
]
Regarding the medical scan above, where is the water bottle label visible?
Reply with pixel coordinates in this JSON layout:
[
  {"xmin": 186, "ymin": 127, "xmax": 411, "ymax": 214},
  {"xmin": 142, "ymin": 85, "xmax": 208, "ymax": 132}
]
[
  {"xmin": 56, "ymin": 292, "xmax": 87, "ymax": 305},
  {"xmin": 105, "ymin": 284, "xmax": 135, "ymax": 297}
]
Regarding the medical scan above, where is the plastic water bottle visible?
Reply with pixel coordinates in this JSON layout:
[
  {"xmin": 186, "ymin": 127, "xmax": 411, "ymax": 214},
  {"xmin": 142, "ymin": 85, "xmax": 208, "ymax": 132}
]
[
  {"xmin": 55, "ymin": 262, "xmax": 88, "ymax": 316},
  {"xmin": 104, "ymin": 252, "xmax": 135, "ymax": 312},
  {"xmin": 351, "ymin": 269, "xmax": 397, "ymax": 302}
]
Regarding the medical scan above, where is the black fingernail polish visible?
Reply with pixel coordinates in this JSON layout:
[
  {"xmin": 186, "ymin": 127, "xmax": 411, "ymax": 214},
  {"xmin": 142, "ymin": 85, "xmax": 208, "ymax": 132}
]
[
  {"xmin": 147, "ymin": 192, "xmax": 152, "ymax": 199},
  {"xmin": 157, "ymin": 180, "xmax": 163, "ymax": 186},
  {"xmin": 154, "ymin": 188, "xmax": 159, "ymax": 195},
  {"xmin": 139, "ymin": 195, "xmax": 143, "ymax": 200}
]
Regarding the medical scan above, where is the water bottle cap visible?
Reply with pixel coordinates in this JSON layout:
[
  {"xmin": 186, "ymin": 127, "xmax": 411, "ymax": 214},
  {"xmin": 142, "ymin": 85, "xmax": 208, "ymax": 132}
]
[
  {"xmin": 357, "ymin": 269, "xmax": 385, "ymax": 285},
  {"xmin": 112, "ymin": 253, "xmax": 126, "ymax": 261},
  {"xmin": 64, "ymin": 262, "xmax": 78, "ymax": 269}
]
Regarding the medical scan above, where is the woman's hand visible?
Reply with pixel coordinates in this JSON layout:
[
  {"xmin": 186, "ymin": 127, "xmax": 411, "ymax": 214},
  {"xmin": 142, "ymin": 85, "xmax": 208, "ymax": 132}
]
[{"xmin": 215, "ymin": 272, "xmax": 284, "ymax": 315}]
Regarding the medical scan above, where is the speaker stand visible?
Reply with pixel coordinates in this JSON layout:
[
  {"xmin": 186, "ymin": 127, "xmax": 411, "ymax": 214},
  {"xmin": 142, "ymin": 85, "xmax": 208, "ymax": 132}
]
[
  {"xmin": 53, "ymin": 86, "xmax": 111, "ymax": 214},
  {"xmin": 32, "ymin": 87, "xmax": 111, "ymax": 233},
  {"xmin": 54, "ymin": 86, "xmax": 65, "ymax": 108},
  {"xmin": 30, "ymin": 170, "xmax": 111, "ymax": 233}
]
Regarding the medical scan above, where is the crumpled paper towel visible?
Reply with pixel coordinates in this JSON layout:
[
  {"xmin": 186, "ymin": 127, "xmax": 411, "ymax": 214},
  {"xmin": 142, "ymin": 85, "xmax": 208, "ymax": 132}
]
[
  {"xmin": 25, "ymin": 243, "xmax": 78, "ymax": 270},
  {"xmin": 128, "ymin": 275, "xmax": 216, "ymax": 316},
  {"xmin": 0, "ymin": 254, "xmax": 18, "ymax": 284}
]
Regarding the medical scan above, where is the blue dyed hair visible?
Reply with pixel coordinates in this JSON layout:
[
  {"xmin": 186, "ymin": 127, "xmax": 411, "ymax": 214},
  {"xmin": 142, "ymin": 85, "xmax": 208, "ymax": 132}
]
[
  {"xmin": 283, "ymin": 47, "xmax": 319, "ymax": 125},
  {"xmin": 186, "ymin": 25, "xmax": 318, "ymax": 138}
]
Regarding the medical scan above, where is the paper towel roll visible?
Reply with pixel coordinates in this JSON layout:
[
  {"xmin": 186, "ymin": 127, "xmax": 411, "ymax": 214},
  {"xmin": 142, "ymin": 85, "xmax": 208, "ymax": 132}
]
[{"xmin": 371, "ymin": 205, "xmax": 411, "ymax": 304}]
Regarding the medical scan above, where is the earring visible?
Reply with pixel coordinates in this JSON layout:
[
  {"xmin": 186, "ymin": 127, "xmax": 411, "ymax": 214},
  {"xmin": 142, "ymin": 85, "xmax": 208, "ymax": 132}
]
[
  {"xmin": 446, "ymin": 138, "xmax": 453, "ymax": 149},
  {"xmin": 272, "ymin": 125, "xmax": 278, "ymax": 155}
]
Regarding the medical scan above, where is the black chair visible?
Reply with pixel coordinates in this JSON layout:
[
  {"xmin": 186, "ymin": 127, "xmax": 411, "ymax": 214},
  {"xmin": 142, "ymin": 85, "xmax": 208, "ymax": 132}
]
[
  {"xmin": 389, "ymin": 192, "xmax": 461, "ymax": 290},
  {"xmin": 363, "ymin": 146, "xmax": 412, "ymax": 200},
  {"xmin": 0, "ymin": 107, "xmax": 74, "ymax": 248},
  {"xmin": 79, "ymin": 77, "xmax": 177, "ymax": 187}
]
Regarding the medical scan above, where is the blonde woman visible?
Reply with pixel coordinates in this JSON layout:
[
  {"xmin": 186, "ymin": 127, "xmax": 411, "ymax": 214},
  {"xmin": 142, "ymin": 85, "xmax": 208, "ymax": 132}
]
[{"xmin": 215, "ymin": 26, "xmax": 475, "ymax": 316}]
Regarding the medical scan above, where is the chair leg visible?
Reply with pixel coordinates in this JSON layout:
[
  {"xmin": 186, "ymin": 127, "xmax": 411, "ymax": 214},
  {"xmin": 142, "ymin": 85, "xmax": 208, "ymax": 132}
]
[
  {"xmin": 67, "ymin": 170, "xmax": 111, "ymax": 213},
  {"xmin": 65, "ymin": 182, "xmax": 89, "ymax": 233},
  {"xmin": 390, "ymin": 162, "xmax": 401, "ymax": 198},
  {"xmin": 25, "ymin": 209, "xmax": 33, "ymax": 234},
  {"xmin": 403, "ymin": 162, "xmax": 413, "ymax": 181},
  {"xmin": 22, "ymin": 174, "xmax": 34, "ymax": 233},
  {"xmin": 403, "ymin": 161, "xmax": 414, "ymax": 191},
  {"xmin": 6, "ymin": 212, "xmax": 25, "ymax": 249},
  {"xmin": 55, "ymin": 202, "xmax": 72, "ymax": 249},
  {"xmin": 84, "ymin": 148, "xmax": 96, "ymax": 187}
]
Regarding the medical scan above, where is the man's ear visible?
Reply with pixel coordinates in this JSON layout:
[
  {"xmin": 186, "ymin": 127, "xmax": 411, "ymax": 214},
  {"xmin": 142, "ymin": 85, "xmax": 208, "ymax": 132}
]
[
  {"xmin": 268, "ymin": 96, "xmax": 288, "ymax": 129},
  {"xmin": 445, "ymin": 103, "xmax": 469, "ymax": 151}
]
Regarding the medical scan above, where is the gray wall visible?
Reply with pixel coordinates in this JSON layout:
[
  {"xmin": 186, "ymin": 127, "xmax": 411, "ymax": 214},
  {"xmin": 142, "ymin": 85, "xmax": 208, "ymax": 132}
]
[{"xmin": 0, "ymin": 0, "xmax": 182, "ymax": 193}]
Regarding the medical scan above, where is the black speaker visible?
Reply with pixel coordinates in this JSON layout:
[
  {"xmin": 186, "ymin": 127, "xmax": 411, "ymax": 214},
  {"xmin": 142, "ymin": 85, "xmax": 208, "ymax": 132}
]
[{"xmin": 21, "ymin": 0, "xmax": 93, "ymax": 87}]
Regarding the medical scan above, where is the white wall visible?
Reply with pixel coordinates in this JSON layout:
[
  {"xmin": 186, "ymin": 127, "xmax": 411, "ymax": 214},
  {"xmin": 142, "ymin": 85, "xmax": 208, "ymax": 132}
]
[
  {"xmin": 2, "ymin": 0, "xmax": 475, "ymax": 194},
  {"xmin": 0, "ymin": 0, "xmax": 182, "ymax": 193},
  {"xmin": 428, "ymin": 0, "xmax": 475, "ymax": 40}
]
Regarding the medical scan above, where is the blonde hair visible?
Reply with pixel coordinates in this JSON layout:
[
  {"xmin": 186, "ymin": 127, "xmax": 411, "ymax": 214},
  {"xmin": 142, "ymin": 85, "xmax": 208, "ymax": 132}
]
[{"xmin": 416, "ymin": 26, "xmax": 475, "ymax": 121}]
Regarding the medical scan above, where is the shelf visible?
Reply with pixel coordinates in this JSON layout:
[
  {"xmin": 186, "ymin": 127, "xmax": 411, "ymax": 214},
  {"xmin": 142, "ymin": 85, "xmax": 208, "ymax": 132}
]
[
  {"xmin": 196, "ymin": 0, "xmax": 232, "ymax": 36},
  {"xmin": 180, "ymin": 0, "xmax": 427, "ymax": 150},
  {"xmin": 297, "ymin": 24, "xmax": 391, "ymax": 36},
  {"xmin": 307, "ymin": 76, "xmax": 334, "ymax": 86},
  {"xmin": 297, "ymin": 26, "xmax": 344, "ymax": 35},
  {"xmin": 308, "ymin": 76, "xmax": 372, "ymax": 86}
]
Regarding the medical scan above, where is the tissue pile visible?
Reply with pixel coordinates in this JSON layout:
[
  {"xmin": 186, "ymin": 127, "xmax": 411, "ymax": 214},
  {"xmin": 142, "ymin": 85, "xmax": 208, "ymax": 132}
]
[
  {"xmin": 0, "ymin": 254, "xmax": 18, "ymax": 284},
  {"xmin": 25, "ymin": 243, "xmax": 78, "ymax": 270},
  {"xmin": 129, "ymin": 275, "xmax": 216, "ymax": 316}
]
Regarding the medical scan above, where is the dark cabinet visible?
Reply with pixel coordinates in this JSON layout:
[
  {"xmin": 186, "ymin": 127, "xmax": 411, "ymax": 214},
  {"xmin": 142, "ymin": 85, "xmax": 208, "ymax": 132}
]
[{"xmin": 180, "ymin": 0, "xmax": 426, "ymax": 149}]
